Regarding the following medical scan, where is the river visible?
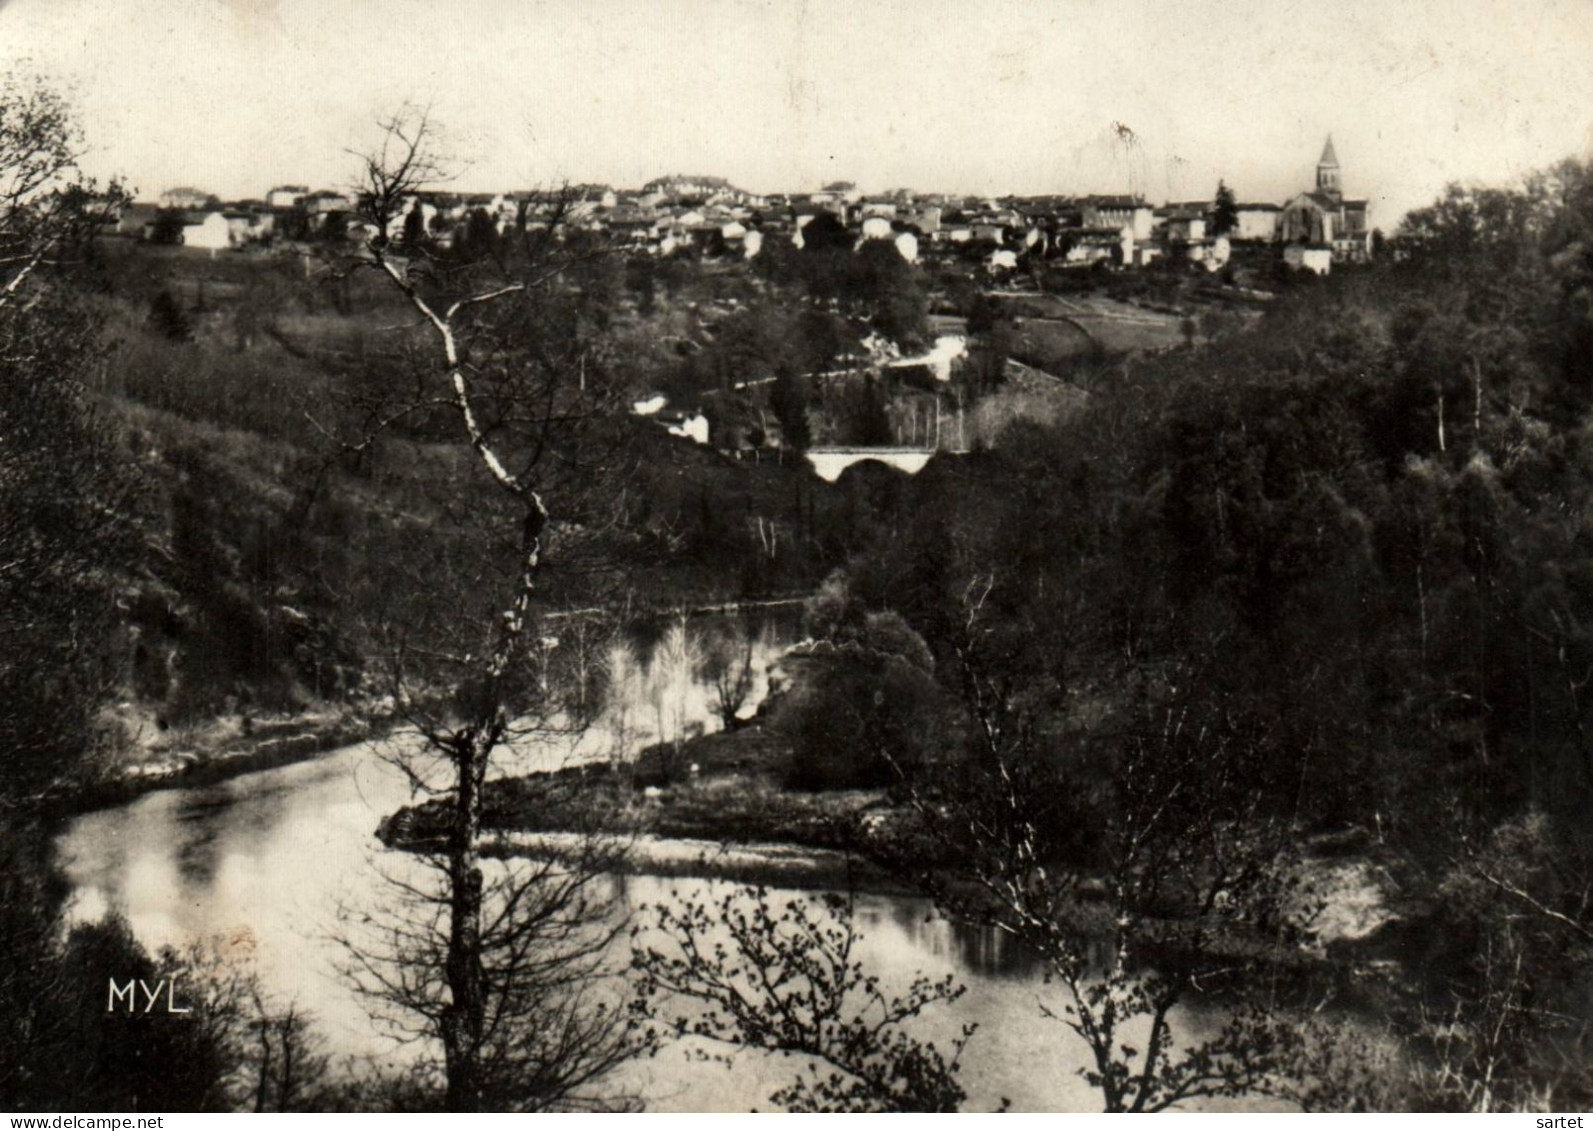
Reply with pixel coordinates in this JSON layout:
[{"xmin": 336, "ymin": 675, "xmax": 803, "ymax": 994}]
[{"xmin": 52, "ymin": 614, "xmax": 1265, "ymax": 1112}]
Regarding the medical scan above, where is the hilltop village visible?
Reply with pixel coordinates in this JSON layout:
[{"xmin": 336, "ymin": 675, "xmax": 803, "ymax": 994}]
[
  {"xmin": 114, "ymin": 138, "xmax": 1371, "ymax": 276},
  {"xmin": 91, "ymin": 138, "xmax": 1382, "ymax": 482}
]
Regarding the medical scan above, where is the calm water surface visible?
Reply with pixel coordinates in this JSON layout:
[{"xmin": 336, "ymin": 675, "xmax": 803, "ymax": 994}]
[{"xmin": 54, "ymin": 617, "xmax": 1259, "ymax": 1111}]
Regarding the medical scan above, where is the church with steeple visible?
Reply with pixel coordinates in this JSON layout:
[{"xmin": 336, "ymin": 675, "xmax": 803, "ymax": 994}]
[{"xmin": 1279, "ymin": 135, "xmax": 1372, "ymax": 262}]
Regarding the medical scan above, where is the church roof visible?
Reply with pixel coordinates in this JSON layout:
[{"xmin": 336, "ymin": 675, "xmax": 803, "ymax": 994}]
[{"xmin": 1319, "ymin": 135, "xmax": 1340, "ymax": 167}]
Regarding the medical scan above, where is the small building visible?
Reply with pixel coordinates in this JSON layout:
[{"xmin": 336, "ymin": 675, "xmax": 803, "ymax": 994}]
[
  {"xmin": 642, "ymin": 174, "xmax": 755, "ymax": 204},
  {"xmin": 817, "ymin": 181, "xmax": 863, "ymax": 205},
  {"xmin": 860, "ymin": 216, "xmax": 894, "ymax": 241},
  {"xmin": 1283, "ymin": 243, "xmax": 1333, "ymax": 275},
  {"xmin": 904, "ymin": 204, "xmax": 942, "ymax": 234},
  {"xmin": 667, "ymin": 413, "xmax": 710, "ymax": 445},
  {"xmin": 1082, "ymin": 196, "xmax": 1154, "ymax": 242},
  {"xmin": 113, "ymin": 202, "xmax": 161, "ymax": 238},
  {"xmin": 182, "ymin": 211, "xmax": 232, "ymax": 250},
  {"xmin": 987, "ymin": 248, "xmax": 1019, "ymax": 273},
  {"xmin": 303, "ymin": 190, "xmax": 355, "ymax": 216},
  {"xmin": 1232, "ymin": 203, "xmax": 1280, "ymax": 242},
  {"xmin": 267, "ymin": 185, "xmax": 309, "ymax": 209},
  {"xmin": 1065, "ymin": 226, "xmax": 1134, "ymax": 266}
]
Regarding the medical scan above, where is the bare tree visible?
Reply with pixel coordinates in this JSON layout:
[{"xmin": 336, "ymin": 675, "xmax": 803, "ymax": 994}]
[
  {"xmin": 1391, "ymin": 813, "xmax": 1593, "ymax": 1111},
  {"xmin": 246, "ymin": 992, "xmax": 330, "ymax": 1113},
  {"xmin": 324, "ymin": 106, "xmax": 639, "ymax": 1111},
  {"xmin": 700, "ymin": 619, "xmax": 758, "ymax": 731},
  {"xmin": 871, "ymin": 578, "xmax": 1303, "ymax": 1112},
  {"xmin": 0, "ymin": 71, "xmax": 125, "ymax": 307},
  {"xmin": 630, "ymin": 885, "xmax": 973, "ymax": 1112},
  {"xmin": 340, "ymin": 831, "xmax": 642, "ymax": 1110}
]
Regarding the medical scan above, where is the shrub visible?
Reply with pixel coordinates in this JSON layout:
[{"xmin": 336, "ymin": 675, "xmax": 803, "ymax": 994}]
[{"xmin": 779, "ymin": 652, "xmax": 946, "ymax": 791}]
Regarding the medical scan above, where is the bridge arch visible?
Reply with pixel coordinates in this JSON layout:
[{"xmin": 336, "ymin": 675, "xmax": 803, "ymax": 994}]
[{"xmin": 804, "ymin": 447, "xmax": 935, "ymax": 483}]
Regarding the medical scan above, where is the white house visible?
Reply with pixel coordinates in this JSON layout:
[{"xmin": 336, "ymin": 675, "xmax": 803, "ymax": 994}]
[
  {"xmin": 1283, "ymin": 243, "xmax": 1332, "ymax": 275},
  {"xmin": 1067, "ymin": 226, "xmax": 1135, "ymax": 266},
  {"xmin": 1082, "ymin": 197, "xmax": 1154, "ymax": 242},
  {"xmin": 1232, "ymin": 203, "xmax": 1280, "ymax": 242},
  {"xmin": 987, "ymin": 248, "xmax": 1019, "ymax": 273},
  {"xmin": 182, "ymin": 212, "xmax": 232, "ymax": 250},
  {"xmin": 860, "ymin": 216, "xmax": 894, "ymax": 241},
  {"xmin": 304, "ymin": 190, "xmax": 354, "ymax": 216},
  {"xmin": 816, "ymin": 181, "xmax": 863, "ymax": 206},
  {"xmin": 267, "ymin": 185, "xmax": 309, "ymax": 209},
  {"xmin": 668, "ymin": 413, "xmax": 710, "ymax": 445}
]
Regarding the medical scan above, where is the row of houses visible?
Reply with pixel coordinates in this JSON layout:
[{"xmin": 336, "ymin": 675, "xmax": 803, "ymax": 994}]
[
  {"xmin": 765, "ymin": 137, "xmax": 1370, "ymax": 274},
  {"xmin": 574, "ymin": 139, "xmax": 1371, "ymax": 273},
  {"xmin": 116, "ymin": 138, "xmax": 1370, "ymax": 272},
  {"xmin": 113, "ymin": 185, "xmax": 362, "ymax": 249}
]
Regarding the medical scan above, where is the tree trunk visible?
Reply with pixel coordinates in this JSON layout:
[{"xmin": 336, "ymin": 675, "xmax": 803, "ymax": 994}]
[
  {"xmin": 441, "ymin": 509, "xmax": 544, "ymax": 1111},
  {"xmin": 442, "ymin": 730, "xmax": 491, "ymax": 1112}
]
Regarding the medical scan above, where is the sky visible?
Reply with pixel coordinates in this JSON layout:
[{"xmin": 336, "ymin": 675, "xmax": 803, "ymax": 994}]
[{"xmin": 4, "ymin": 0, "xmax": 1593, "ymax": 228}]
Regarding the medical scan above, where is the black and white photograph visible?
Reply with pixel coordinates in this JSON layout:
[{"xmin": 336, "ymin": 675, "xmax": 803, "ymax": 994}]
[{"xmin": 3, "ymin": 0, "xmax": 1593, "ymax": 1115}]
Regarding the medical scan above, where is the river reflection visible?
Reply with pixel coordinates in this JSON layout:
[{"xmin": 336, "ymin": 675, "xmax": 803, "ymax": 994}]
[{"xmin": 53, "ymin": 615, "xmax": 1257, "ymax": 1111}]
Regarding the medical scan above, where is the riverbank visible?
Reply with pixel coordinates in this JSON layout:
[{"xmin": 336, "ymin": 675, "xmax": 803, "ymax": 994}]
[
  {"xmin": 41, "ymin": 707, "xmax": 385, "ymax": 818},
  {"xmin": 375, "ymin": 641, "xmax": 924, "ymax": 890},
  {"xmin": 376, "ymin": 717, "xmax": 908, "ymax": 888},
  {"xmin": 479, "ymin": 827, "xmax": 909, "ymax": 892},
  {"xmin": 379, "ymin": 715, "xmax": 1406, "ymax": 963}
]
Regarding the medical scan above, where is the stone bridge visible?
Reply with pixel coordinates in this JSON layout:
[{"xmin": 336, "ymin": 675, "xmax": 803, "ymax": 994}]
[{"xmin": 804, "ymin": 446, "xmax": 938, "ymax": 483}]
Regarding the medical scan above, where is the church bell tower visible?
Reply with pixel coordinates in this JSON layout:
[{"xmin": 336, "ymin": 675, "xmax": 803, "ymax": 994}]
[{"xmin": 1316, "ymin": 135, "xmax": 1342, "ymax": 199}]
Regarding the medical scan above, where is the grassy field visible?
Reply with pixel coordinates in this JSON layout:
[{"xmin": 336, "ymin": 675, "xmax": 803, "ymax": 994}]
[{"xmin": 980, "ymin": 289, "xmax": 1190, "ymax": 374}]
